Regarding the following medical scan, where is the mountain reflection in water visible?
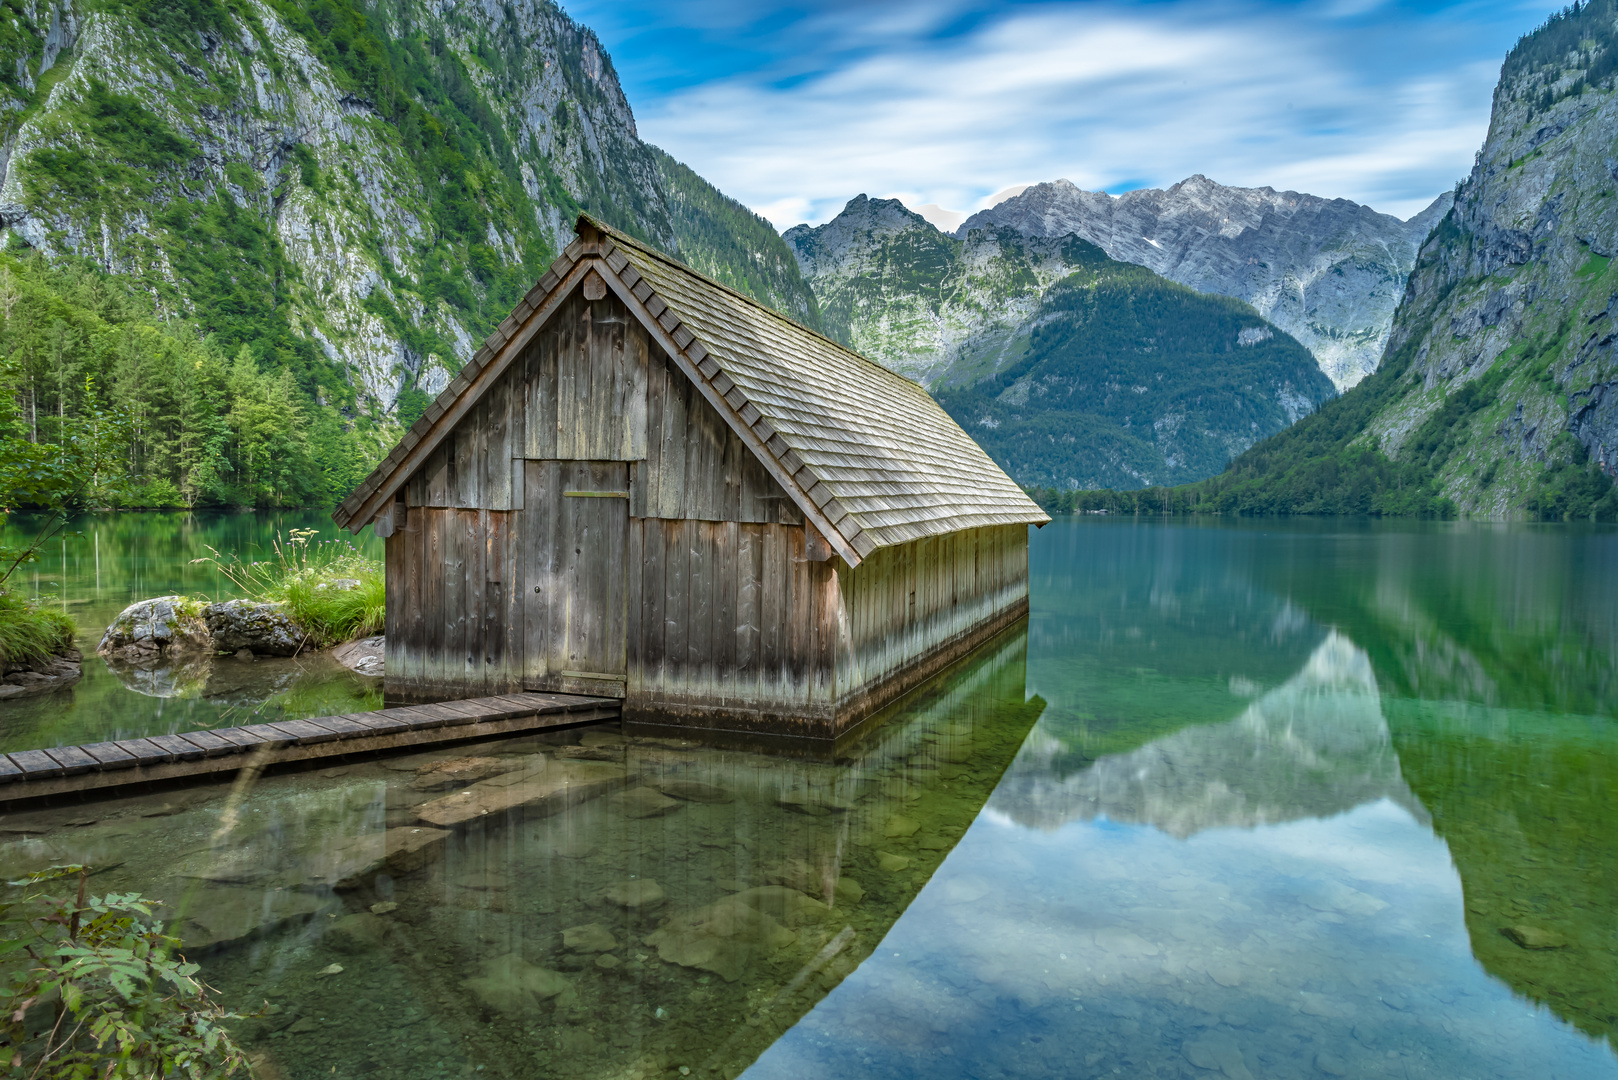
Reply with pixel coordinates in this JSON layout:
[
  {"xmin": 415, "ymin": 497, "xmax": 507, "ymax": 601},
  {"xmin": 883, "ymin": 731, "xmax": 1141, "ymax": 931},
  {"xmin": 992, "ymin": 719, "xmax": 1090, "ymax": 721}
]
[
  {"xmin": 748, "ymin": 627, "xmax": 1617, "ymax": 1080},
  {"xmin": 995, "ymin": 632, "xmax": 1426, "ymax": 837},
  {"xmin": 3, "ymin": 517, "xmax": 1615, "ymax": 1080}
]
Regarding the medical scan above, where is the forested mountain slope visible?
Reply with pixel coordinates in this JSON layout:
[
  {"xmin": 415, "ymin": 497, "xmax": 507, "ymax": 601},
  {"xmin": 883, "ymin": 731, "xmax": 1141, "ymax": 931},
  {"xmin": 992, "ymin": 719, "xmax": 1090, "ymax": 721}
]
[
  {"xmin": 932, "ymin": 242, "xmax": 1334, "ymax": 490},
  {"xmin": 650, "ymin": 147, "xmax": 822, "ymax": 333},
  {"xmin": 0, "ymin": 0, "xmax": 818, "ymax": 506},
  {"xmin": 961, "ymin": 177, "xmax": 1450, "ymax": 390},
  {"xmin": 1062, "ymin": 1, "xmax": 1618, "ymax": 519}
]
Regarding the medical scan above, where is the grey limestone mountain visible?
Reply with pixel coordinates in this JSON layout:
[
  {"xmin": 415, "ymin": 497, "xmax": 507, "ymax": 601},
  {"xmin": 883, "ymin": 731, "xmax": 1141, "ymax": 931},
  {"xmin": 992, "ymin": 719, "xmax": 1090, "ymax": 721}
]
[
  {"xmin": 783, "ymin": 195, "xmax": 1093, "ymax": 386},
  {"xmin": 960, "ymin": 176, "xmax": 1452, "ymax": 390},
  {"xmin": 1350, "ymin": 0, "xmax": 1618, "ymax": 515}
]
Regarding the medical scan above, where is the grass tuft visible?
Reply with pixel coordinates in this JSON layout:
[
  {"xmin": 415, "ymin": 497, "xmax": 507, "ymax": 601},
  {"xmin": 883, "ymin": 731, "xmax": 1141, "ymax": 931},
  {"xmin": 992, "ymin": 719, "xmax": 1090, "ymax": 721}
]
[
  {"xmin": 0, "ymin": 590, "xmax": 75, "ymax": 663},
  {"xmin": 192, "ymin": 529, "xmax": 383, "ymax": 647}
]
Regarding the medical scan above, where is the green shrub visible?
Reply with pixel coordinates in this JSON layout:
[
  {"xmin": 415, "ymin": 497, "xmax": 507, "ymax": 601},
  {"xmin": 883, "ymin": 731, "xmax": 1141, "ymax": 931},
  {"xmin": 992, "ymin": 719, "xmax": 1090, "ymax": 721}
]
[
  {"xmin": 0, "ymin": 589, "xmax": 74, "ymax": 664},
  {"xmin": 0, "ymin": 865, "xmax": 250, "ymax": 1079}
]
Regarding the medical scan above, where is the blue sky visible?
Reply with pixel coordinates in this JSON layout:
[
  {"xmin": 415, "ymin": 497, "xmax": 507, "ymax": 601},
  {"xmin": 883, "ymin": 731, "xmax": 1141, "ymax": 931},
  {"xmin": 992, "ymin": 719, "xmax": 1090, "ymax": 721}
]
[{"xmin": 563, "ymin": 0, "xmax": 1559, "ymax": 228}]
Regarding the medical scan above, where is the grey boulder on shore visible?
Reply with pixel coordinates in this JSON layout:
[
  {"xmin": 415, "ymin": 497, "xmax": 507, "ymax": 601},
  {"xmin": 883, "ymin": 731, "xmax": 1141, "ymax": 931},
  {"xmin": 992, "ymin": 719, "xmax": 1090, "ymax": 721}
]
[{"xmin": 97, "ymin": 595, "xmax": 310, "ymax": 666}]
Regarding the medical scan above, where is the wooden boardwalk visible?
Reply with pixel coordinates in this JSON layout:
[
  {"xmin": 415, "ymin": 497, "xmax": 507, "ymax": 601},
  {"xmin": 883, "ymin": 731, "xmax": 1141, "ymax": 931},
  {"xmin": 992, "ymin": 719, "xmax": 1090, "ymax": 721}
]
[{"xmin": 0, "ymin": 692, "xmax": 620, "ymax": 804}]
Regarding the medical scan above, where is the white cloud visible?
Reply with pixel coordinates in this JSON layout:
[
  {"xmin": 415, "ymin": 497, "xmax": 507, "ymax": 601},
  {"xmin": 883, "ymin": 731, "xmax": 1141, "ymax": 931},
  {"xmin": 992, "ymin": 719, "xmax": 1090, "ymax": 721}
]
[{"xmin": 634, "ymin": 2, "xmax": 1509, "ymax": 227}]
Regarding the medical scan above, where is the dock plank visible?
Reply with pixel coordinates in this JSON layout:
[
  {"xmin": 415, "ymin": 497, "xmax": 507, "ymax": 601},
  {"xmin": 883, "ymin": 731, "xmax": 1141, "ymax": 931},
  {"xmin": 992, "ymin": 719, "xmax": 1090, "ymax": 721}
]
[
  {"xmin": 8, "ymin": 750, "xmax": 63, "ymax": 777},
  {"xmin": 268, "ymin": 719, "xmax": 342, "ymax": 745},
  {"xmin": 176, "ymin": 730, "xmax": 238, "ymax": 757},
  {"xmin": 146, "ymin": 735, "xmax": 208, "ymax": 762},
  {"xmin": 79, "ymin": 742, "xmax": 138, "ymax": 770},
  {"xmin": 112, "ymin": 738, "xmax": 175, "ymax": 766},
  {"xmin": 304, "ymin": 715, "xmax": 375, "ymax": 739},
  {"xmin": 344, "ymin": 712, "xmax": 412, "ymax": 735},
  {"xmin": 0, "ymin": 691, "xmax": 622, "ymax": 804},
  {"xmin": 212, "ymin": 728, "xmax": 268, "ymax": 751},
  {"xmin": 234, "ymin": 725, "xmax": 295, "ymax": 749},
  {"xmin": 43, "ymin": 746, "xmax": 97, "ymax": 775}
]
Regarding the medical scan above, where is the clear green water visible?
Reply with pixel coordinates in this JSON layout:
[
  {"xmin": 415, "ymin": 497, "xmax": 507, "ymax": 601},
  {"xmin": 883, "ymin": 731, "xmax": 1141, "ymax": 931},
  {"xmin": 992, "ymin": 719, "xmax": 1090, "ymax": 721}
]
[
  {"xmin": 1, "ymin": 516, "xmax": 1614, "ymax": 1080},
  {"xmin": 0, "ymin": 511, "xmax": 383, "ymax": 752}
]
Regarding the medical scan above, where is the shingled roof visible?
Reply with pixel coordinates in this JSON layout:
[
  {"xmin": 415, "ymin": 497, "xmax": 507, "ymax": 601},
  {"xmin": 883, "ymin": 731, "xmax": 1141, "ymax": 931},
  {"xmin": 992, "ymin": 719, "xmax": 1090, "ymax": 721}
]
[{"xmin": 333, "ymin": 215, "xmax": 1047, "ymax": 565}]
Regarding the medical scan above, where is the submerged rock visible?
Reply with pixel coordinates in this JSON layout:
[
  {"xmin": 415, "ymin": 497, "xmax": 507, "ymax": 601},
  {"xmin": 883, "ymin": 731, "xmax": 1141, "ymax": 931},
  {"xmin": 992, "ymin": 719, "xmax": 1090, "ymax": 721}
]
[
  {"xmin": 463, "ymin": 954, "xmax": 570, "ymax": 1015},
  {"xmin": 643, "ymin": 894, "xmax": 797, "ymax": 983},
  {"xmin": 332, "ymin": 634, "xmax": 384, "ymax": 677},
  {"xmin": 614, "ymin": 786, "xmax": 683, "ymax": 818},
  {"xmin": 656, "ymin": 780, "xmax": 733, "ymax": 804},
  {"xmin": 603, "ymin": 879, "xmax": 666, "ymax": 910},
  {"xmin": 562, "ymin": 923, "xmax": 618, "ymax": 953},
  {"xmin": 301, "ymin": 825, "xmax": 451, "ymax": 890},
  {"xmin": 415, "ymin": 760, "xmax": 624, "ymax": 827},
  {"xmin": 171, "ymin": 886, "xmax": 324, "ymax": 951},
  {"xmin": 0, "ymin": 648, "xmax": 82, "ymax": 698},
  {"xmin": 883, "ymin": 815, "xmax": 920, "ymax": 838},
  {"xmin": 410, "ymin": 757, "xmax": 513, "ymax": 791},
  {"xmin": 1502, "ymin": 924, "xmax": 1568, "ymax": 950}
]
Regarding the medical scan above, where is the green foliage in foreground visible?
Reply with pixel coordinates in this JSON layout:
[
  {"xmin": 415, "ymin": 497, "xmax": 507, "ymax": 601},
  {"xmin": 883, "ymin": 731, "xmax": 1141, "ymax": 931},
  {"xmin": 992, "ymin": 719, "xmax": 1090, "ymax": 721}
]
[
  {"xmin": 934, "ymin": 248, "xmax": 1335, "ymax": 490},
  {"xmin": 0, "ymin": 590, "xmax": 74, "ymax": 664},
  {"xmin": 193, "ymin": 529, "xmax": 384, "ymax": 646},
  {"xmin": 0, "ymin": 866, "xmax": 249, "ymax": 1079},
  {"xmin": 1028, "ymin": 322, "xmax": 1618, "ymax": 520},
  {"xmin": 0, "ymin": 254, "xmax": 396, "ymax": 510}
]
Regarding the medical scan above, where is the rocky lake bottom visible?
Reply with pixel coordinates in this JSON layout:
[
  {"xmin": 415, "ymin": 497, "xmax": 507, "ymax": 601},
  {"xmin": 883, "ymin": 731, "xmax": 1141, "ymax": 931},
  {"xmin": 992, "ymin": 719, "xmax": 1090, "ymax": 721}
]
[{"xmin": 1, "ymin": 514, "xmax": 1616, "ymax": 1079}]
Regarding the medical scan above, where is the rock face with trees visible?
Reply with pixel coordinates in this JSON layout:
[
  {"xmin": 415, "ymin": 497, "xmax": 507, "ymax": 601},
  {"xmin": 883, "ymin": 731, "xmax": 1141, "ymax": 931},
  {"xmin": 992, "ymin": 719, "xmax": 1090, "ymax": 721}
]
[
  {"xmin": 959, "ymin": 177, "xmax": 1451, "ymax": 391},
  {"xmin": 786, "ymin": 196, "xmax": 1335, "ymax": 489}
]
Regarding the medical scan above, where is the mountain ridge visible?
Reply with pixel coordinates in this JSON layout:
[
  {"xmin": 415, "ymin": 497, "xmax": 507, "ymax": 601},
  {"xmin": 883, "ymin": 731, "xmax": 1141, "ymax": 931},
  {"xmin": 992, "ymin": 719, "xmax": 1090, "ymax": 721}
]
[{"xmin": 958, "ymin": 175, "xmax": 1451, "ymax": 390}]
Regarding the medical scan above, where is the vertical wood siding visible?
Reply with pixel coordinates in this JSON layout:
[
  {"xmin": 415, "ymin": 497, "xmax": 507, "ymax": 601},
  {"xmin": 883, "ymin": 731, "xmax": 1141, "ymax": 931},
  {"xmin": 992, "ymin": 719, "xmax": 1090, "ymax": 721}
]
[
  {"xmin": 635, "ymin": 351, "xmax": 801, "ymax": 524},
  {"xmin": 832, "ymin": 524, "xmax": 1030, "ymax": 707},
  {"xmin": 627, "ymin": 519, "xmax": 833, "ymax": 723},
  {"xmin": 385, "ymin": 505, "xmax": 522, "ymax": 699}
]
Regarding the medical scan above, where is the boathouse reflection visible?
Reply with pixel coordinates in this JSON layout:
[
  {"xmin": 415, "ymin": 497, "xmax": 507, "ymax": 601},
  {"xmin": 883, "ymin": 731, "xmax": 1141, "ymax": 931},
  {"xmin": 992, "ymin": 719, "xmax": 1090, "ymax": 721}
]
[{"xmin": 0, "ymin": 622, "xmax": 1045, "ymax": 1080}]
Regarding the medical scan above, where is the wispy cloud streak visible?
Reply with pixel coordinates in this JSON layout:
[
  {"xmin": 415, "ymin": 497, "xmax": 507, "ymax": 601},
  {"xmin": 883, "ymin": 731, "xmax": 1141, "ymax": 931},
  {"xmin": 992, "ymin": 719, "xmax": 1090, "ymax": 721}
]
[{"xmin": 566, "ymin": 0, "xmax": 1558, "ymax": 225}]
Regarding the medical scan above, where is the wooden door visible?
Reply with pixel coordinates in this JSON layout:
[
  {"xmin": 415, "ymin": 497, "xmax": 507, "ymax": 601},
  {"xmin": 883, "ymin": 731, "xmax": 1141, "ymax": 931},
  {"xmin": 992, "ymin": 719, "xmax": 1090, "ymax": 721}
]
[{"xmin": 522, "ymin": 460, "xmax": 629, "ymax": 697}]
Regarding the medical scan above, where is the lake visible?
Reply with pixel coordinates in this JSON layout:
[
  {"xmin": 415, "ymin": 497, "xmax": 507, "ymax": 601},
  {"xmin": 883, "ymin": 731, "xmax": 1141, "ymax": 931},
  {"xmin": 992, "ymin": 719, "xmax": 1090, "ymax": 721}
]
[
  {"xmin": 0, "ymin": 510, "xmax": 383, "ymax": 753},
  {"xmin": 1, "ymin": 514, "xmax": 1614, "ymax": 1080}
]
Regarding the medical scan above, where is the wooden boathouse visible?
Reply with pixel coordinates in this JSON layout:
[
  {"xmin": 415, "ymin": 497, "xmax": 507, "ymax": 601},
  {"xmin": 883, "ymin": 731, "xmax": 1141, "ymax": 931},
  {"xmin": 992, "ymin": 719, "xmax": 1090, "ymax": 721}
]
[{"xmin": 333, "ymin": 216, "xmax": 1048, "ymax": 741}]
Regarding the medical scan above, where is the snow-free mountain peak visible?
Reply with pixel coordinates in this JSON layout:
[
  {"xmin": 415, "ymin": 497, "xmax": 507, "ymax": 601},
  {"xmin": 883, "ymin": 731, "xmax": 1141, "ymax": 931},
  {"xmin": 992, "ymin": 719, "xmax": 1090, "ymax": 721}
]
[{"xmin": 959, "ymin": 176, "xmax": 1452, "ymax": 389}]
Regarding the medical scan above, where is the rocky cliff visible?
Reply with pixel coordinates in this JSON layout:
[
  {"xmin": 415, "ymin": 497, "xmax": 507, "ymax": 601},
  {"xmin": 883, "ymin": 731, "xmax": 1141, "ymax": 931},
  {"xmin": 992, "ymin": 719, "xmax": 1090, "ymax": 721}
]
[
  {"xmin": 783, "ymin": 196, "xmax": 1087, "ymax": 386},
  {"xmin": 0, "ymin": 0, "xmax": 813, "ymax": 422},
  {"xmin": 961, "ymin": 176, "xmax": 1451, "ymax": 390},
  {"xmin": 1054, "ymin": 5, "xmax": 1618, "ymax": 519},
  {"xmin": 931, "ymin": 242, "xmax": 1335, "ymax": 489},
  {"xmin": 1360, "ymin": 0, "xmax": 1618, "ymax": 516}
]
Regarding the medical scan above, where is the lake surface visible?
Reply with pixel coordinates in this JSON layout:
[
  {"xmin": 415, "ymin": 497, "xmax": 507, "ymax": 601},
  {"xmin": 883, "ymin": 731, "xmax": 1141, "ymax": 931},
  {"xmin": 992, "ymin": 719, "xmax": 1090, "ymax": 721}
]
[
  {"xmin": 2, "ymin": 515, "xmax": 1614, "ymax": 1080},
  {"xmin": 0, "ymin": 510, "xmax": 383, "ymax": 753}
]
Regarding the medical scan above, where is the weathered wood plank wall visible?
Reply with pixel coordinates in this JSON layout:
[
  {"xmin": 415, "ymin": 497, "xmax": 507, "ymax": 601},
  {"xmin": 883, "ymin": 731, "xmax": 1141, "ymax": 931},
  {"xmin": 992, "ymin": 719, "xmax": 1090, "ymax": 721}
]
[
  {"xmin": 383, "ymin": 284, "xmax": 1033, "ymax": 734},
  {"xmin": 633, "ymin": 351, "xmax": 801, "ymax": 524},
  {"xmin": 832, "ymin": 523, "xmax": 1029, "ymax": 717},
  {"xmin": 625, "ymin": 519, "xmax": 834, "ymax": 727},
  {"xmin": 385, "ymin": 506, "xmax": 521, "ymax": 699}
]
